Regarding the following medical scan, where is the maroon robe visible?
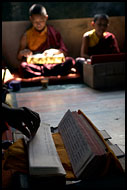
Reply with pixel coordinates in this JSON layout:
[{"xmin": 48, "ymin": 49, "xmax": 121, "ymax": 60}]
[
  {"xmin": 88, "ymin": 32, "xmax": 120, "ymax": 56},
  {"xmin": 75, "ymin": 32, "xmax": 120, "ymax": 77},
  {"xmin": 32, "ymin": 25, "xmax": 68, "ymax": 55}
]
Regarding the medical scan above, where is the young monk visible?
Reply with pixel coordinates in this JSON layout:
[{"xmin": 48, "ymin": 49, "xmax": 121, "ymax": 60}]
[
  {"xmin": 80, "ymin": 13, "xmax": 120, "ymax": 58},
  {"xmin": 75, "ymin": 14, "xmax": 120, "ymax": 76},
  {"xmin": 17, "ymin": 4, "xmax": 75, "ymax": 78}
]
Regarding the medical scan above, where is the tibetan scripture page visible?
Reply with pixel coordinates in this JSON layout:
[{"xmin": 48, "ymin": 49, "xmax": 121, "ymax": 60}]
[{"xmin": 58, "ymin": 110, "xmax": 93, "ymax": 177}]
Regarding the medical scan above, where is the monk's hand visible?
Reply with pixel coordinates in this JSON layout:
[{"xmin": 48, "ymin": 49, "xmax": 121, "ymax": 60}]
[
  {"xmin": 4, "ymin": 106, "xmax": 41, "ymax": 138},
  {"xmin": 21, "ymin": 107, "xmax": 41, "ymax": 137},
  {"xmin": 20, "ymin": 49, "xmax": 33, "ymax": 57}
]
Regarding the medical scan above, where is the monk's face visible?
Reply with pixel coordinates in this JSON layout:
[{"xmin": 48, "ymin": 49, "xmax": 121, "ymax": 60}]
[
  {"xmin": 30, "ymin": 14, "xmax": 48, "ymax": 32},
  {"xmin": 93, "ymin": 18, "xmax": 109, "ymax": 37}
]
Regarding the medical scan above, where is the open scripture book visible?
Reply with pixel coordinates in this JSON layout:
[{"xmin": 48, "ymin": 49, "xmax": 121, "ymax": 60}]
[{"xmin": 28, "ymin": 110, "xmax": 123, "ymax": 179}]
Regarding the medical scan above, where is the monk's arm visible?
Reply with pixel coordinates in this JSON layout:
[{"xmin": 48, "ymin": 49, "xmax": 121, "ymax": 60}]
[
  {"xmin": 80, "ymin": 35, "xmax": 90, "ymax": 59},
  {"xmin": 111, "ymin": 35, "xmax": 120, "ymax": 53},
  {"xmin": 17, "ymin": 33, "xmax": 32, "ymax": 60}
]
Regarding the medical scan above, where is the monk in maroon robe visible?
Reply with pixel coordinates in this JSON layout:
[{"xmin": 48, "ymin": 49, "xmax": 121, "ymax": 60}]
[
  {"xmin": 17, "ymin": 4, "xmax": 75, "ymax": 78},
  {"xmin": 75, "ymin": 14, "xmax": 120, "ymax": 76}
]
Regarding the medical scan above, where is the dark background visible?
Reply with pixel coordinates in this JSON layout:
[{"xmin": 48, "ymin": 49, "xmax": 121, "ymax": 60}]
[{"xmin": 2, "ymin": 2, "xmax": 125, "ymax": 21}]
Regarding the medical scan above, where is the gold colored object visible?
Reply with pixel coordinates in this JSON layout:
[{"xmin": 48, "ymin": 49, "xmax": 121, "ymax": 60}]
[{"xmin": 27, "ymin": 49, "xmax": 65, "ymax": 64}]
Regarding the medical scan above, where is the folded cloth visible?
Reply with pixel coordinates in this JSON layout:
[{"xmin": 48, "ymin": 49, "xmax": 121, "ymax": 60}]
[
  {"xmin": 3, "ymin": 138, "xmax": 28, "ymax": 173},
  {"xmin": 3, "ymin": 135, "xmax": 76, "ymax": 179},
  {"xmin": 52, "ymin": 133, "xmax": 75, "ymax": 179}
]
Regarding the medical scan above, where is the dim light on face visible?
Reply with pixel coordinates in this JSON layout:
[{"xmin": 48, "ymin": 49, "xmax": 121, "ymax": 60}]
[
  {"xmin": 92, "ymin": 18, "xmax": 109, "ymax": 37},
  {"xmin": 30, "ymin": 14, "xmax": 48, "ymax": 31}
]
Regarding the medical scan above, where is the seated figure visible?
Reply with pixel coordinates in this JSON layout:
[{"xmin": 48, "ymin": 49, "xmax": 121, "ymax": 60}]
[
  {"xmin": 17, "ymin": 4, "xmax": 75, "ymax": 78},
  {"xmin": 75, "ymin": 14, "xmax": 120, "ymax": 77}
]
